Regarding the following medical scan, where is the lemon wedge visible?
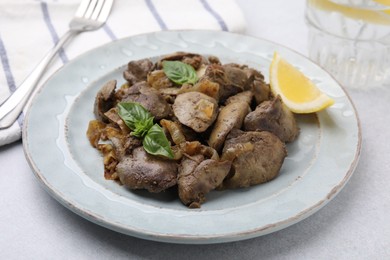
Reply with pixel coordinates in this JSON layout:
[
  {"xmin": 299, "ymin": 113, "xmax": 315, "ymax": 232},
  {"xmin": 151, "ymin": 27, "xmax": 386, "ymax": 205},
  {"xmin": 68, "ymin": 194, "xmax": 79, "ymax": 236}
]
[{"xmin": 269, "ymin": 52, "xmax": 334, "ymax": 114}]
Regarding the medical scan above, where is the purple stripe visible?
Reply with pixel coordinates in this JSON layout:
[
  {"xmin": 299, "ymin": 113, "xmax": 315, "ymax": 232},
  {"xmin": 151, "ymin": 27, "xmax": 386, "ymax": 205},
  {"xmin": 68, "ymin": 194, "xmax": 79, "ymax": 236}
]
[
  {"xmin": 103, "ymin": 24, "xmax": 117, "ymax": 40},
  {"xmin": 0, "ymin": 35, "xmax": 16, "ymax": 93},
  {"xmin": 40, "ymin": 2, "xmax": 68, "ymax": 63},
  {"xmin": 145, "ymin": 0, "xmax": 168, "ymax": 30},
  {"xmin": 199, "ymin": 0, "xmax": 228, "ymax": 31},
  {"xmin": 17, "ymin": 110, "xmax": 24, "ymax": 128},
  {"xmin": 0, "ymin": 35, "xmax": 24, "ymax": 127}
]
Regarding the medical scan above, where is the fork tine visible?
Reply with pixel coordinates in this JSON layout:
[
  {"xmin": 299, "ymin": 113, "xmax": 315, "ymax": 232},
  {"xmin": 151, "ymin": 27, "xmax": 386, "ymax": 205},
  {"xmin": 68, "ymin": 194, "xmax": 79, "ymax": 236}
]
[
  {"xmin": 84, "ymin": 0, "xmax": 98, "ymax": 19},
  {"xmin": 96, "ymin": 0, "xmax": 114, "ymax": 23},
  {"xmin": 91, "ymin": 0, "xmax": 105, "ymax": 20},
  {"xmin": 74, "ymin": 0, "xmax": 92, "ymax": 18}
]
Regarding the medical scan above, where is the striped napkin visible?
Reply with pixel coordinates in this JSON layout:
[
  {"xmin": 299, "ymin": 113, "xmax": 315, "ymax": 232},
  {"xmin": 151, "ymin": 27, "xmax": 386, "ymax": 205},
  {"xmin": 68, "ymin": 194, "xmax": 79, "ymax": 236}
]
[{"xmin": 0, "ymin": 0, "xmax": 246, "ymax": 146}]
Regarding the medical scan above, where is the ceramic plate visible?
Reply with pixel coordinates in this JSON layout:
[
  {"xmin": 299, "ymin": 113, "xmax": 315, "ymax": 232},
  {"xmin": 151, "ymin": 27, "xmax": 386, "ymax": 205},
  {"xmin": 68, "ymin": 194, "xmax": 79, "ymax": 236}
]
[{"xmin": 23, "ymin": 30, "xmax": 361, "ymax": 244}]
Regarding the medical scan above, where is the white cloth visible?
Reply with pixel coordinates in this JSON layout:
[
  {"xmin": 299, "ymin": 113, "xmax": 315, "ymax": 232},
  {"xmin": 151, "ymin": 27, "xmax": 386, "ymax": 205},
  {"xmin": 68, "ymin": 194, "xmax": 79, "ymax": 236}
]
[{"xmin": 0, "ymin": 0, "xmax": 246, "ymax": 146}]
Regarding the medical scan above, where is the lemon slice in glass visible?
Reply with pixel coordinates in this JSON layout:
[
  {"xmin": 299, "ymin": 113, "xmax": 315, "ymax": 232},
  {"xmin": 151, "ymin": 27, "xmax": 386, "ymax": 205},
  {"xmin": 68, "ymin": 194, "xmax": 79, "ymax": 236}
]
[
  {"xmin": 308, "ymin": 0, "xmax": 390, "ymax": 25},
  {"xmin": 269, "ymin": 52, "xmax": 335, "ymax": 114}
]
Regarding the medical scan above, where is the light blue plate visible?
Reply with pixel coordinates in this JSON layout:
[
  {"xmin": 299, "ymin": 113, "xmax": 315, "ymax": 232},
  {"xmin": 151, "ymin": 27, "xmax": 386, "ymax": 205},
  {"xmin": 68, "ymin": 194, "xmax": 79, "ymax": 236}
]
[{"xmin": 23, "ymin": 30, "xmax": 361, "ymax": 244}]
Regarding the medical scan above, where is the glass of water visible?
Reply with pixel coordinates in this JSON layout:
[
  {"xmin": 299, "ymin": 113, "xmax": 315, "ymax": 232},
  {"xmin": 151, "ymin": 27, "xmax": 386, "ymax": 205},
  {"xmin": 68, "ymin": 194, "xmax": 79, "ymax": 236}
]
[{"xmin": 306, "ymin": 0, "xmax": 390, "ymax": 89}]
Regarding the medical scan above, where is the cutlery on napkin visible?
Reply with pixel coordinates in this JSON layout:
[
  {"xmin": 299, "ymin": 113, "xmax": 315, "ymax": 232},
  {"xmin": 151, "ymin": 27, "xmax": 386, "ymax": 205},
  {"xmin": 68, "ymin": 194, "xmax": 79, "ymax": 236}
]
[{"xmin": 0, "ymin": 0, "xmax": 246, "ymax": 146}]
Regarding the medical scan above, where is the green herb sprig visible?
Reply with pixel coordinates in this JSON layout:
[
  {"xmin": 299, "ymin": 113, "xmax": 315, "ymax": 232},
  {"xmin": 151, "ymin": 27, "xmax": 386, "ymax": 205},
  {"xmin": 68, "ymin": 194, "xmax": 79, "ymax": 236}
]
[
  {"xmin": 117, "ymin": 102, "xmax": 174, "ymax": 159},
  {"xmin": 162, "ymin": 60, "xmax": 198, "ymax": 85}
]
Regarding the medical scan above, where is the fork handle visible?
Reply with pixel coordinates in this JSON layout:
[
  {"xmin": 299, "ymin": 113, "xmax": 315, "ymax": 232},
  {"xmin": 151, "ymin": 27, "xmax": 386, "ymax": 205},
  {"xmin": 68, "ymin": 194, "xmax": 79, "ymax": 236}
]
[{"xmin": 0, "ymin": 30, "xmax": 77, "ymax": 129}]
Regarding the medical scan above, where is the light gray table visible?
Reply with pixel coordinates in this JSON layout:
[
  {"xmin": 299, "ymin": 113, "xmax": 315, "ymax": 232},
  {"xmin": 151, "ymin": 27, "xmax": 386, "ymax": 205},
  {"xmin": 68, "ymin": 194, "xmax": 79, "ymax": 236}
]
[{"xmin": 1, "ymin": 1, "xmax": 389, "ymax": 259}]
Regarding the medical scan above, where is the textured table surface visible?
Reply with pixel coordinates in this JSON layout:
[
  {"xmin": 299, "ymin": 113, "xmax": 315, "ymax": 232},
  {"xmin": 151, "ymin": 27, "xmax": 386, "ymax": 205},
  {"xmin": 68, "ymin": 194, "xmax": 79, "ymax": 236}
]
[{"xmin": 1, "ymin": 1, "xmax": 389, "ymax": 259}]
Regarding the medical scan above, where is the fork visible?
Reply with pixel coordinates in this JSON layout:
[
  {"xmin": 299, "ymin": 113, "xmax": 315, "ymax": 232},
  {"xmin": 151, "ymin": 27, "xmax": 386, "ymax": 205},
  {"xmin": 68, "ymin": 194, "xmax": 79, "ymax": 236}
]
[{"xmin": 0, "ymin": 0, "xmax": 113, "ymax": 129}]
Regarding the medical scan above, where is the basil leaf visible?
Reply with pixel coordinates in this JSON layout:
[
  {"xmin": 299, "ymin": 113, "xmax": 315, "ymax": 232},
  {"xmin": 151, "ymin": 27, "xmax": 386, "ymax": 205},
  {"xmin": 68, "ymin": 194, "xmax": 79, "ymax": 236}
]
[
  {"xmin": 162, "ymin": 60, "xmax": 198, "ymax": 85},
  {"xmin": 117, "ymin": 102, "xmax": 173, "ymax": 159},
  {"xmin": 117, "ymin": 102, "xmax": 153, "ymax": 131},
  {"xmin": 132, "ymin": 117, "xmax": 154, "ymax": 138},
  {"xmin": 143, "ymin": 124, "xmax": 174, "ymax": 159}
]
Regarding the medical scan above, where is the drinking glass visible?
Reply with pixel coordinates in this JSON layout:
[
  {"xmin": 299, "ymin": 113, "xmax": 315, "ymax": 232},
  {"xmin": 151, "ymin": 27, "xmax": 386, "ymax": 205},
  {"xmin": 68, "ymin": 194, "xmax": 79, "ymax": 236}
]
[{"xmin": 306, "ymin": 0, "xmax": 390, "ymax": 89}]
